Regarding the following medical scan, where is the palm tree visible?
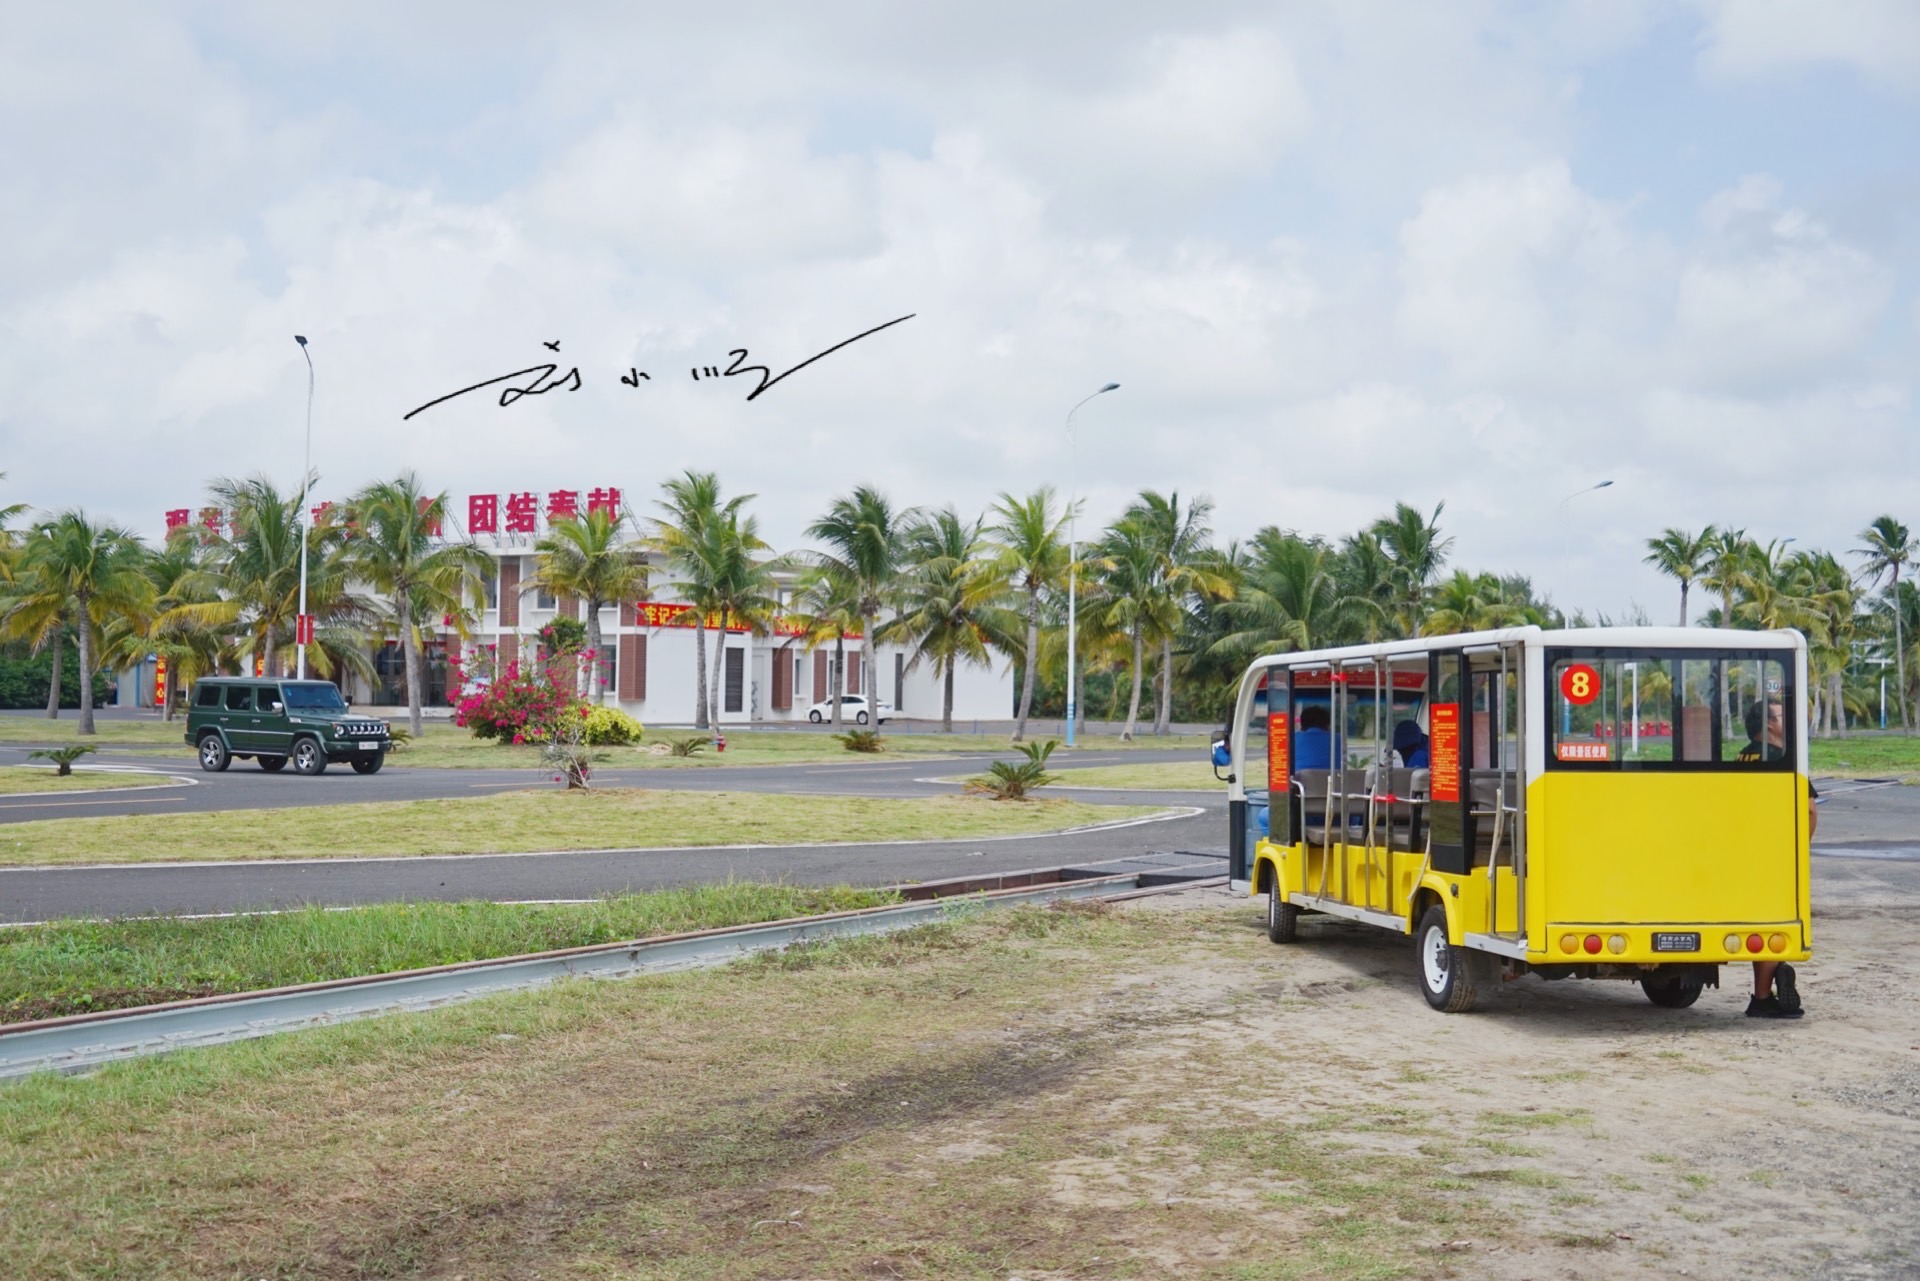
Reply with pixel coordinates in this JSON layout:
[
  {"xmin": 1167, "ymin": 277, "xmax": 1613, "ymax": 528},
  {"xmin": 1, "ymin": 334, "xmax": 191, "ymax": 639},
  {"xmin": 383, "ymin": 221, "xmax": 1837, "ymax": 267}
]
[
  {"xmin": 1424, "ymin": 570, "xmax": 1527, "ymax": 636},
  {"xmin": 697, "ymin": 508, "xmax": 782, "ymax": 724},
  {"xmin": 1644, "ymin": 527, "xmax": 1715, "ymax": 627},
  {"xmin": 341, "ymin": 474, "xmax": 494, "ymax": 736},
  {"xmin": 985, "ymin": 487, "xmax": 1071, "ymax": 742},
  {"xmin": 1371, "ymin": 501, "xmax": 1452, "ymax": 638},
  {"xmin": 1333, "ymin": 530, "xmax": 1396, "ymax": 643},
  {"xmin": 888, "ymin": 508, "xmax": 1013, "ymax": 733},
  {"xmin": 1116, "ymin": 491, "xmax": 1231, "ymax": 734},
  {"xmin": 1856, "ymin": 516, "xmax": 1918, "ymax": 733},
  {"xmin": 807, "ymin": 487, "xmax": 913, "ymax": 728},
  {"xmin": 527, "ymin": 508, "xmax": 650, "ymax": 703},
  {"xmin": 10, "ymin": 512, "xmax": 152, "ymax": 734},
  {"xmin": 651, "ymin": 471, "xmax": 750, "ymax": 730},
  {"xmin": 790, "ymin": 566, "xmax": 864, "ymax": 726},
  {"xmin": 1802, "ymin": 551, "xmax": 1860, "ymax": 737},
  {"xmin": 1209, "ymin": 529, "xmax": 1343, "ymax": 661},
  {"xmin": 1090, "ymin": 515, "xmax": 1177, "ymax": 742}
]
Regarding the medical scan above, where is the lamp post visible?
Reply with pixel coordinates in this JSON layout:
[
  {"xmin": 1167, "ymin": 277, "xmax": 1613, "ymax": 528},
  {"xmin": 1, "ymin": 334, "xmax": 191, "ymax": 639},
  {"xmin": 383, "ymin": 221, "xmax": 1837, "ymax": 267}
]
[
  {"xmin": 1558, "ymin": 478, "xmax": 1615, "ymax": 507},
  {"xmin": 1064, "ymin": 381, "xmax": 1120, "ymax": 748},
  {"xmin": 294, "ymin": 335, "xmax": 314, "ymax": 680}
]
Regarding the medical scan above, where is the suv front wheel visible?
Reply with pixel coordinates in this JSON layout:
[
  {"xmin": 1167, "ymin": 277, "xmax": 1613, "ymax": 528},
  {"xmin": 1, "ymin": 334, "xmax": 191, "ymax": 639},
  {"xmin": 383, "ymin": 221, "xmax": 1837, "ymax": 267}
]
[
  {"xmin": 198, "ymin": 733, "xmax": 231, "ymax": 773},
  {"xmin": 291, "ymin": 737, "xmax": 329, "ymax": 776}
]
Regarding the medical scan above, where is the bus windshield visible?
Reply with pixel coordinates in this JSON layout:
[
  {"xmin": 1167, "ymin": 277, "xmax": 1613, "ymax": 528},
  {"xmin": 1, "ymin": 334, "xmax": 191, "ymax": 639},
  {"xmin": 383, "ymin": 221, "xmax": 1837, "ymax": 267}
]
[{"xmin": 280, "ymin": 682, "xmax": 348, "ymax": 712}]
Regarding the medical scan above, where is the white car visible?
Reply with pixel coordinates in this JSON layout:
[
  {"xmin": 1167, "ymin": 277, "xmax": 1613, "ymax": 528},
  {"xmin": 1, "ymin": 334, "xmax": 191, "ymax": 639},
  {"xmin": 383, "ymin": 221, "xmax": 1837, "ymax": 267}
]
[{"xmin": 806, "ymin": 695, "xmax": 892, "ymax": 725}]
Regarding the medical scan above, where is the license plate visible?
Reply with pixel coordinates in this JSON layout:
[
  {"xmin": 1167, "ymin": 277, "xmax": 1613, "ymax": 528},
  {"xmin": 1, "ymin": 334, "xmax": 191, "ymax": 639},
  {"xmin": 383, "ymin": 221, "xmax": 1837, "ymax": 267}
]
[
  {"xmin": 358, "ymin": 741, "xmax": 380, "ymax": 750},
  {"xmin": 1652, "ymin": 932, "xmax": 1700, "ymax": 953}
]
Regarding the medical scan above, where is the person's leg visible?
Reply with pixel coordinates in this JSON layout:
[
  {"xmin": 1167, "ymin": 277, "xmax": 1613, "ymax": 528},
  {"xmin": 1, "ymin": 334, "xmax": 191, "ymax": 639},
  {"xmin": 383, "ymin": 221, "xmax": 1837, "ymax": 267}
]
[{"xmin": 1753, "ymin": 960, "xmax": 1777, "ymax": 999}]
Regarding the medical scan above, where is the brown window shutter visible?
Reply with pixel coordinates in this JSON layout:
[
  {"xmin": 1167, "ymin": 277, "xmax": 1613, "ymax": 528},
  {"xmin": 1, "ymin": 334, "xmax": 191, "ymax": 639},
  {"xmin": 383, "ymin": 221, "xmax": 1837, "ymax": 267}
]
[
  {"xmin": 618, "ymin": 634, "xmax": 638, "ymax": 700},
  {"xmin": 619, "ymin": 601, "xmax": 636, "ymax": 627},
  {"xmin": 846, "ymin": 650, "xmax": 860, "ymax": 697},
  {"xmin": 813, "ymin": 652, "xmax": 827, "ymax": 703},
  {"xmin": 634, "ymin": 634, "xmax": 646, "ymax": 700},
  {"xmin": 771, "ymin": 645, "xmax": 791, "ymax": 710},
  {"xmin": 561, "ymin": 595, "xmax": 579, "ymax": 621},
  {"xmin": 499, "ymin": 559, "xmax": 521, "ymax": 627},
  {"xmin": 499, "ymin": 634, "xmax": 518, "ymax": 671}
]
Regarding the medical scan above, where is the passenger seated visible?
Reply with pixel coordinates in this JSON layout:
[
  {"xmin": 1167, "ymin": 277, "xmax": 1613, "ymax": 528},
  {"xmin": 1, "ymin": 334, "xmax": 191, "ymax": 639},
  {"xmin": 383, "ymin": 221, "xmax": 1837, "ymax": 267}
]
[
  {"xmin": 1295, "ymin": 704, "xmax": 1335, "ymax": 770},
  {"xmin": 1391, "ymin": 719, "xmax": 1429, "ymax": 769}
]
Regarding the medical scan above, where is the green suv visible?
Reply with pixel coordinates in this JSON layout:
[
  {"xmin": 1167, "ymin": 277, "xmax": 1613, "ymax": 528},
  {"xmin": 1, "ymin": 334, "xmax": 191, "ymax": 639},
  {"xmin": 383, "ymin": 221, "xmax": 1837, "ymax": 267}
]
[{"xmin": 185, "ymin": 678, "xmax": 392, "ymax": 775}]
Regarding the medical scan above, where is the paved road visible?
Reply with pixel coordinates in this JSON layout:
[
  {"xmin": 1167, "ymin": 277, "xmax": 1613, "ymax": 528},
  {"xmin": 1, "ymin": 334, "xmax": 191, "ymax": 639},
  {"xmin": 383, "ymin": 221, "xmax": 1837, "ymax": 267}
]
[
  {"xmin": 0, "ymin": 743, "xmax": 1205, "ymax": 822},
  {"xmin": 0, "ymin": 805, "xmax": 1221, "ymax": 922}
]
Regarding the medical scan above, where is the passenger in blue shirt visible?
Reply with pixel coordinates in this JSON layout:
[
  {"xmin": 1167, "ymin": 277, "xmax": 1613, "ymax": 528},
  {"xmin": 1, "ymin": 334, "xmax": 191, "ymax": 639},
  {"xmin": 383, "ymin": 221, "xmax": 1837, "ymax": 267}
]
[
  {"xmin": 1392, "ymin": 719, "xmax": 1430, "ymax": 768},
  {"xmin": 1294, "ymin": 704, "xmax": 1335, "ymax": 770}
]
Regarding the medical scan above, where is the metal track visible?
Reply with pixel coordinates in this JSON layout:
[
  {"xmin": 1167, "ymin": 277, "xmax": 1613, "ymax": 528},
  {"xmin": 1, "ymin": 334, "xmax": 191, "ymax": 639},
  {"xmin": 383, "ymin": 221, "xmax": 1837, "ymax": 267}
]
[{"xmin": 0, "ymin": 872, "xmax": 1201, "ymax": 1081}]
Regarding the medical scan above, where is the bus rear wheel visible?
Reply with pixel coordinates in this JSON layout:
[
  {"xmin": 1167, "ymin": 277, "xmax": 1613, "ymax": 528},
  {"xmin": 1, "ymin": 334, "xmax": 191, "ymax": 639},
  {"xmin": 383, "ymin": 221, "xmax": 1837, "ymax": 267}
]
[
  {"xmin": 1416, "ymin": 906, "xmax": 1480, "ymax": 1013},
  {"xmin": 1266, "ymin": 884, "xmax": 1299, "ymax": 944},
  {"xmin": 1641, "ymin": 971, "xmax": 1705, "ymax": 1009}
]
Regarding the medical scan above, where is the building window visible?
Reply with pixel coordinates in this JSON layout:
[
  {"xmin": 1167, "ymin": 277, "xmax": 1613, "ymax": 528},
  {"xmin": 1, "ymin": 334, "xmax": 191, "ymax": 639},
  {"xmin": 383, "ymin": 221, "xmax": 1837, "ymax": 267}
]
[
  {"xmin": 483, "ymin": 565, "xmax": 499, "ymax": 609},
  {"xmin": 725, "ymin": 647, "xmax": 745, "ymax": 714},
  {"xmin": 597, "ymin": 645, "xmax": 615, "ymax": 695},
  {"xmin": 895, "ymin": 652, "xmax": 905, "ymax": 712},
  {"xmin": 529, "ymin": 557, "xmax": 554, "ymax": 610}
]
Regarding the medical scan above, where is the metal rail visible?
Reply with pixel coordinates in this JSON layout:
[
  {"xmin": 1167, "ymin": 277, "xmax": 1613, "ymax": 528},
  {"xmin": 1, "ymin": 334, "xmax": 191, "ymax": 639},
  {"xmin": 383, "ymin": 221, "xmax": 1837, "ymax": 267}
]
[{"xmin": 0, "ymin": 872, "xmax": 1189, "ymax": 1081}]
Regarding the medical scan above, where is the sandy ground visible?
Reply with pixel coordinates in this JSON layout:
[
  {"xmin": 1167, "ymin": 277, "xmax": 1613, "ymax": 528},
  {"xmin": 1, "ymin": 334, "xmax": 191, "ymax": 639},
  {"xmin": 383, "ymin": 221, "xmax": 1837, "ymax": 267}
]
[{"xmin": 1098, "ymin": 855, "xmax": 1919, "ymax": 1281}]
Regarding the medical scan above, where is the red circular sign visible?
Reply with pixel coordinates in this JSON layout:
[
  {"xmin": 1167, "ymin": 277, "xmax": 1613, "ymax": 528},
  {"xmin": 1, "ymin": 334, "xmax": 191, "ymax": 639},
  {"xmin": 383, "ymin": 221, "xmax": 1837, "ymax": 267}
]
[{"xmin": 1559, "ymin": 663, "xmax": 1600, "ymax": 706}]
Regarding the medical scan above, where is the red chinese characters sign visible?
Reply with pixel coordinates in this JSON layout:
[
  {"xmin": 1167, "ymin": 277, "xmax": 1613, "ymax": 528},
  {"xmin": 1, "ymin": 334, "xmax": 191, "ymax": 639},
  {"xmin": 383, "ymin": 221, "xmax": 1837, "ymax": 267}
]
[
  {"xmin": 1429, "ymin": 703, "xmax": 1461, "ymax": 803},
  {"xmin": 634, "ymin": 601, "xmax": 857, "ymax": 639},
  {"xmin": 1266, "ymin": 711, "xmax": 1290, "ymax": 796}
]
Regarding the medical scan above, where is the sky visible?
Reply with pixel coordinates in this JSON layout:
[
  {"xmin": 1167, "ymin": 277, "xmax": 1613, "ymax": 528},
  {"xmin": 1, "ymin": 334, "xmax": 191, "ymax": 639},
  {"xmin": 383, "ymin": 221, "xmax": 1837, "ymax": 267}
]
[{"xmin": 2, "ymin": 0, "xmax": 1915, "ymax": 621}]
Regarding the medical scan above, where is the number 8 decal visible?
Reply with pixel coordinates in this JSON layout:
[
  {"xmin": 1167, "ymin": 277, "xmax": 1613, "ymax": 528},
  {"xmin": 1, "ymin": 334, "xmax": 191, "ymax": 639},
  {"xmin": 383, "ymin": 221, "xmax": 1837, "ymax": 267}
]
[{"xmin": 1560, "ymin": 663, "xmax": 1600, "ymax": 706}]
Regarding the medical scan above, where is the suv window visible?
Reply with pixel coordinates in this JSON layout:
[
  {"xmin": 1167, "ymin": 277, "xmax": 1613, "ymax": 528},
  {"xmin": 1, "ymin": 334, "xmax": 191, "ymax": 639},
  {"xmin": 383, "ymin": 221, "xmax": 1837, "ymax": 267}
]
[
  {"xmin": 223, "ymin": 686, "xmax": 254, "ymax": 712},
  {"xmin": 253, "ymin": 686, "xmax": 283, "ymax": 713},
  {"xmin": 194, "ymin": 684, "xmax": 223, "ymax": 708}
]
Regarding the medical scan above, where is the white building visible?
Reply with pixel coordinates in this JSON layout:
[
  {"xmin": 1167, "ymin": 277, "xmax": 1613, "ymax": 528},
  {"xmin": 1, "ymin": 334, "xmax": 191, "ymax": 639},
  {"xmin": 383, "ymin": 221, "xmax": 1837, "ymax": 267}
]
[{"xmin": 124, "ymin": 501, "xmax": 1015, "ymax": 726}]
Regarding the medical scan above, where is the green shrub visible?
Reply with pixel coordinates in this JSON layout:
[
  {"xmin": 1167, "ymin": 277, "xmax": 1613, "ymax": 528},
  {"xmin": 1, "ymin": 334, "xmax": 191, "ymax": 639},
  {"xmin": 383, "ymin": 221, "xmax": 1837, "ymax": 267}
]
[
  {"xmin": 966, "ymin": 739, "xmax": 1060, "ymax": 800},
  {"xmin": 583, "ymin": 706, "xmax": 644, "ymax": 746},
  {"xmin": 27, "ymin": 744, "xmax": 98, "ymax": 776},
  {"xmin": 666, "ymin": 734, "xmax": 708, "ymax": 757},
  {"xmin": 834, "ymin": 729, "xmax": 885, "ymax": 753}
]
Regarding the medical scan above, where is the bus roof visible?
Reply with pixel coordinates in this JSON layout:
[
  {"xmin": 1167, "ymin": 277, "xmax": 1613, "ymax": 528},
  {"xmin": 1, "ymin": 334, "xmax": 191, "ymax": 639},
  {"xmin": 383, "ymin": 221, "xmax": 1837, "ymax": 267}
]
[{"xmin": 1238, "ymin": 625, "xmax": 1805, "ymax": 677}]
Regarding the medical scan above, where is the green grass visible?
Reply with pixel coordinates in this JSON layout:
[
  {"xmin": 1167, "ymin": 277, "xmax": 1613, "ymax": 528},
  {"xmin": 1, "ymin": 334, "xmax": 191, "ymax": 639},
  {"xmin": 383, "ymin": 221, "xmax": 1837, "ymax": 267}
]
[
  {"xmin": 1052, "ymin": 760, "xmax": 1223, "ymax": 790},
  {"xmin": 0, "ymin": 883, "xmax": 897, "ymax": 1022},
  {"xmin": 0, "ymin": 767, "xmax": 180, "ymax": 795},
  {"xmin": 0, "ymin": 718, "xmax": 187, "ymax": 745},
  {"xmin": 0, "ymin": 788, "xmax": 1162, "ymax": 866},
  {"xmin": 1810, "ymin": 733, "xmax": 1920, "ymax": 779}
]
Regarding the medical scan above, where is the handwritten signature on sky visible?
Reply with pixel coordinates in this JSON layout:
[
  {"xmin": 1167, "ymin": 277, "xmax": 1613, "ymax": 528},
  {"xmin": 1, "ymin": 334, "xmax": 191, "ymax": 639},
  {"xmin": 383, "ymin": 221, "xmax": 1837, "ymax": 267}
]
[{"xmin": 402, "ymin": 313, "xmax": 915, "ymax": 421}]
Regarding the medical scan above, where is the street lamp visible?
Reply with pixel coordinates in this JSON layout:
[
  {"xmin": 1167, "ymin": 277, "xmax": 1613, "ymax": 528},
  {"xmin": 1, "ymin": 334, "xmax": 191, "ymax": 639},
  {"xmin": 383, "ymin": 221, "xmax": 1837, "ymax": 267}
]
[
  {"xmin": 1064, "ymin": 381, "xmax": 1120, "ymax": 748},
  {"xmin": 1559, "ymin": 478, "xmax": 1614, "ymax": 507},
  {"xmin": 293, "ymin": 335, "xmax": 314, "ymax": 680}
]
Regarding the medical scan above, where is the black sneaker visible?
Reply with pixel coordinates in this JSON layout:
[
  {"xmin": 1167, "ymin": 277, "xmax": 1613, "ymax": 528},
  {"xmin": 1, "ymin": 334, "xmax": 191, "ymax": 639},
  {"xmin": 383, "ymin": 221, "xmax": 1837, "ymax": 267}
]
[
  {"xmin": 1775, "ymin": 962, "xmax": 1801, "ymax": 1012},
  {"xmin": 1746, "ymin": 995, "xmax": 1803, "ymax": 1020}
]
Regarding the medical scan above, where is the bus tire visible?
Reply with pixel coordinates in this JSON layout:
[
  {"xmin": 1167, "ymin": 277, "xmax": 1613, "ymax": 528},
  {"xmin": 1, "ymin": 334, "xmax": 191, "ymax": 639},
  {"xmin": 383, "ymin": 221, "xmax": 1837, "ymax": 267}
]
[
  {"xmin": 1641, "ymin": 971, "xmax": 1704, "ymax": 1009},
  {"xmin": 1416, "ymin": 905, "xmax": 1479, "ymax": 1013},
  {"xmin": 1266, "ymin": 884, "xmax": 1299, "ymax": 944}
]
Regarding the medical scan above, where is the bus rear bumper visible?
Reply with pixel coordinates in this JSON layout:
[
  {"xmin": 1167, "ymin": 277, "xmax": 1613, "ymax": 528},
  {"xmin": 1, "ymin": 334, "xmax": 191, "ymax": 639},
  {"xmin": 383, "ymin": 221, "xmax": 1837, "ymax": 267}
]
[{"xmin": 1534, "ymin": 923, "xmax": 1809, "ymax": 966}]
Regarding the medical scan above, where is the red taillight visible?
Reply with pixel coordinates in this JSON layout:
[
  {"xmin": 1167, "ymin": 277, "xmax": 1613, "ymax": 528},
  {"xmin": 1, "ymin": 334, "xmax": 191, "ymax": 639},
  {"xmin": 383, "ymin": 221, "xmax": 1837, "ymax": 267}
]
[
  {"xmin": 1746, "ymin": 933, "xmax": 1764, "ymax": 954},
  {"xmin": 1583, "ymin": 934, "xmax": 1603, "ymax": 955}
]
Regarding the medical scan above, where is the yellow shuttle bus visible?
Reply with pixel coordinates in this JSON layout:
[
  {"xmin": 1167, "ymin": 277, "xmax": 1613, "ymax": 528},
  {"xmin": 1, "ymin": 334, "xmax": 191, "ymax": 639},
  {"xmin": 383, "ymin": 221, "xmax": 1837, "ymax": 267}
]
[{"xmin": 1220, "ymin": 626, "xmax": 1812, "ymax": 1012}]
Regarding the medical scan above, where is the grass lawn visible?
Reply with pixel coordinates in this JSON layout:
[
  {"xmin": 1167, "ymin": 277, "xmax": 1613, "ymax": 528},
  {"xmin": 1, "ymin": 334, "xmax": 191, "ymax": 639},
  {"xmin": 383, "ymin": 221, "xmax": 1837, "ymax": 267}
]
[
  {"xmin": 387, "ymin": 726, "xmax": 1214, "ymax": 769},
  {"xmin": 1810, "ymin": 734, "xmax": 1920, "ymax": 780},
  {"xmin": 0, "ymin": 883, "xmax": 897, "ymax": 1023},
  {"xmin": 0, "ymin": 717, "xmax": 185, "ymax": 746},
  {"xmin": 1053, "ymin": 760, "xmax": 1223, "ymax": 791},
  {"xmin": 0, "ymin": 789, "xmax": 1161, "ymax": 866},
  {"xmin": 0, "ymin": 767, "xmax": 180, "ymax": 795},
  {"xmin": 0, "ymin": 903, "xmax": 1503, "ymax": 1280}
]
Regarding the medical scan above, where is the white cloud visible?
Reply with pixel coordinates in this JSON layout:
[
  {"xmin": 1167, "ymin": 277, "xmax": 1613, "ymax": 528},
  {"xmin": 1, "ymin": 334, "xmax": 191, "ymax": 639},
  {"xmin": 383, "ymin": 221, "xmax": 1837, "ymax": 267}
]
[{"xmin": 1689, "ymin": 0, "xmax": 1920, "ymax": 87}]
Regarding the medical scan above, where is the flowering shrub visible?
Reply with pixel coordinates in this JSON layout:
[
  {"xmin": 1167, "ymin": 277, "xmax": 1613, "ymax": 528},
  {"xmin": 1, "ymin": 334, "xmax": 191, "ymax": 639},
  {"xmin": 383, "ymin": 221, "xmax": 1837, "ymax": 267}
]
[{"xmin": 451, "ymin": 642, "xmax": 583, "ymax": 744}]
